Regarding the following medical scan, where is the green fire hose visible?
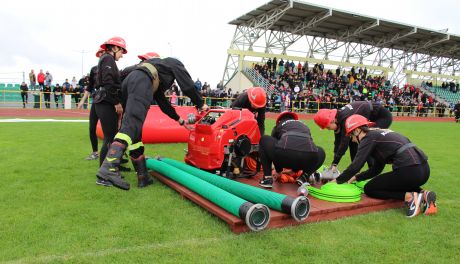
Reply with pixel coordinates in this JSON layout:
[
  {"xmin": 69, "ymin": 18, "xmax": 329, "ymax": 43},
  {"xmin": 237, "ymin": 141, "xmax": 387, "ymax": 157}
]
[
  {"xmin": 146, "ymin": 159, "xmax": 270, "ymax": 231},
  {"xmin": 159, "ymin": 158, "xmax": 310, "ymax": 222}
]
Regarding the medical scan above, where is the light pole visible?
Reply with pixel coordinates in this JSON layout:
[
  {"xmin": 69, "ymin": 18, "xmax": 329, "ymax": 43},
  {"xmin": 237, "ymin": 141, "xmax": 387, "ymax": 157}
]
[{"xmin": 74, "ymin": 49, "xmax": 91, "ymax": 76}]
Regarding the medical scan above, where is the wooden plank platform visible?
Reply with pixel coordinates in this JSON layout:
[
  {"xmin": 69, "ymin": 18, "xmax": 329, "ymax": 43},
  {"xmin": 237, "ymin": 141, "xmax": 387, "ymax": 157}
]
[{"xmin": 151, "ymin": 172, "xmax": 403, "ymax": 234}]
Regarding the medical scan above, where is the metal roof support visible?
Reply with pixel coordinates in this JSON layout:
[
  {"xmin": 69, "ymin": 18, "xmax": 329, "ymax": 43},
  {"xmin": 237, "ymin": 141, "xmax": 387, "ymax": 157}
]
[
  {"xmin": 334, "ymin": 20, "xmax": 380, "ymax": 42},
  {"xmin": 289, "ymin": 9, "xmax": 332, "ymax": 35},
  {"xmin": 224, "ymin": 1, "xmax": 460, "ymax": 87},
  {"xmin": 247, "ymin": 1, "xmax": 292, "ymax": 30},
  {"xmin": 434, "ymin": 45, "xmax": 460, "ymax": 57},
  {"xmin": 222, "ymin": 53, "xmax": 241, "ymax": 85},
  {"xmin": 406, "ymin": 35, "xmax": 450, "ymax": 54},
  {"xmin": 374, "ymin": 27, "xmax": 417, "ymax": 47}
]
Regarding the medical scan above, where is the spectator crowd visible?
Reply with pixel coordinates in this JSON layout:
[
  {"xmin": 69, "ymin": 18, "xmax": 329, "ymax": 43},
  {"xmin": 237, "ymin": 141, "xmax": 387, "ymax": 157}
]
[
  {"xmin": 9, "ymin": 61, "xmax": 457, "ymax": 118},
  {"xmin": 251, "ymin": 57, "xmax": 453, "ymax": 117}
]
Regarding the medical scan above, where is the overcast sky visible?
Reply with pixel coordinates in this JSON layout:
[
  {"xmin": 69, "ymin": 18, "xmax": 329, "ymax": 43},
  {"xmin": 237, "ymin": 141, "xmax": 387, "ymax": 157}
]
[{"xmin": 0, "ymin": 0, "xmax": 458, "ymax": 86}]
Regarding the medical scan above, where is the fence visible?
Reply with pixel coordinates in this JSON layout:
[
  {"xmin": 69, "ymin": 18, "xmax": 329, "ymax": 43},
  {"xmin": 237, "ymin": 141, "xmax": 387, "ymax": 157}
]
[{"xmin": 0, "ymin": 90, "xmax": 454, "ymax": 118}]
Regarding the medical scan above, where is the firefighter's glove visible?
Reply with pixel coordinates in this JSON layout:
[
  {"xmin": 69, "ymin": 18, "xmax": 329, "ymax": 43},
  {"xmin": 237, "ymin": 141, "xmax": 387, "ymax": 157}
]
[{"xmin": 178, "ymin": 118, "xmax": 194, "ymax": 131}]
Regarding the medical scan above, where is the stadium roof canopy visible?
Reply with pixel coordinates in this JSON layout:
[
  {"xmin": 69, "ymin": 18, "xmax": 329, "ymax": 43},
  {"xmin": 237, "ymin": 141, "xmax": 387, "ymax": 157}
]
[{"xmin": 229, "ymin": 0, "xmax": 460, "ymax": 60}]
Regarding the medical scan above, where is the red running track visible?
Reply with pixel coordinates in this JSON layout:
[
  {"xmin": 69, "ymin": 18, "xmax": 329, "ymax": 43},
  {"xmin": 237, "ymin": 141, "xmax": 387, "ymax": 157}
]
[{"xmin": 1, "ymin": 107, "xmax": 455, "ymax": 122}]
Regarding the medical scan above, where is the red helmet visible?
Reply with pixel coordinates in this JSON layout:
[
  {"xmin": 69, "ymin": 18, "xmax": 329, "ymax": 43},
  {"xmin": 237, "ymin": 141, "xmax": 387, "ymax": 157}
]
[
  {"xmin": 138, "ymin": 52, "xmax": 160, "ymax": 61},
  {"xmin": 247, "ymin": 87, "xmax": 267, "ymax": 109},
  {"xmin": 313, "ymin": 109, "xmax": 337, "ymax": 129},
  {"xmin": 344, "ymin": 114, "xmax": 375, "ymax": 136},
  {"xmin": 276, "ymin": 111, "xmax": 298, "ymax": 125},
  {"xmin": 95, "ymin": 47, "xmax": 105, "ymax": 58},
  {"xmin": 100, "ymin": 36, "xmax": 127, "ymax": 54}
]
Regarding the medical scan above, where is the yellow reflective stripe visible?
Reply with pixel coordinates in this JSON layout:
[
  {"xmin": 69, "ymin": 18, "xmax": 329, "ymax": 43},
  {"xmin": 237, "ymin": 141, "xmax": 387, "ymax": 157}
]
[
  {"xmin": 128, "ymin": 142, "xmax": 144, "ymax": 151},
  {"xmin": 114, "ymin": 133, "xmax": 132, "ymax": 146}
]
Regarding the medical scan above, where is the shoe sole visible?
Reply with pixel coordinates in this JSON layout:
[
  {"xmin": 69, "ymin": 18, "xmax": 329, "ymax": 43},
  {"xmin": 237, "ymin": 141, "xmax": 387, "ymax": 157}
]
[
  {"xmin": 96, "ymin": 181, "xmax": 112, "ymax": 187},
  {"xmin": 407, "ymin": 193, "xmax": 423, "ymax": 218},
  {"xmin": 259, "ymin": 184, "xmax": 272, "ymax": 188},
  {"xmin": 138, "ymin": 180, "xmax": 154, "ymax": 188},
  {"xmin": 424, "ymin": 191, "xmax": 437, "ymax": 215},
  {"xmin": 97, "ymin": 173, "xmax": 130, "ymax": 190},
  {"xmin": 108, "ymin": 177, "xmax": 130, "ymax": 190}
]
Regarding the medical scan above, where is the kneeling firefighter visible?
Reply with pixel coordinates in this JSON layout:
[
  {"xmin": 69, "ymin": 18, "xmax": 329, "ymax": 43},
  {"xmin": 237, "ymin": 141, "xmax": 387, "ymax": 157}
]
[
  {"xmin": 334, "ymin": 114, "xmax": 437, "ymax": 218},
  {"xmin": 258, "ymin": 111, "xmax": 326, "ymax": 188},
  {"xmin": 96, "ymin": 56, "xmax": 209, "ymax": 190},
  {"xmin": 313, "ymin": 101, "xmax": 393, "ymax": 177}
]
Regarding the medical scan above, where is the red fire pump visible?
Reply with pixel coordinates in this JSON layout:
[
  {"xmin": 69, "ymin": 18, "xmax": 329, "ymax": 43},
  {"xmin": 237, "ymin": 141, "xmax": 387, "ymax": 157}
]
[{"xmin": 184, "ymin": 108, "xmax": 261, "ymax": 178}]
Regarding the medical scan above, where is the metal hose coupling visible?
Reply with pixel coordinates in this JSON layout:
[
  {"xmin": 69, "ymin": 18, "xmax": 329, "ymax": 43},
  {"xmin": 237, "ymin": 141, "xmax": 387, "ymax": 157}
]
[
  {"xmin": 281, "ymin": 196, "xmax": 311, "ymax": 222},
  {"xmin": 239, "ymin": 202, "xmax": 271, "ymax": 232}
]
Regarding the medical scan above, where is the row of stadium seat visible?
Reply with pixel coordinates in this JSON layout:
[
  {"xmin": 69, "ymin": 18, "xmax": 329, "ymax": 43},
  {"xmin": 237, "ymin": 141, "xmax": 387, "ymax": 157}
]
[{"xmin": 426, "ymin": 86, "xmax": 460, "ymax": 104}]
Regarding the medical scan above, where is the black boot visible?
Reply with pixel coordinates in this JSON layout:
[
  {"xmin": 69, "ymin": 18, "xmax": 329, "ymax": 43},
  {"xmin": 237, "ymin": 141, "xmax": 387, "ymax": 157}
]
[
  {"xmin": 118, "ymin": 165, "xmax": 132, "ymax": 172},
  {"xmin": 131, "ymin": 155, "xmax": 153, "ymax": 188},
  {"xmin": 121, "ymin": 153, "xmax": 129, "ymax": 164},
  {"xmin": 96, "ymin": 142, "xmax": 130, "ymax": 190}
]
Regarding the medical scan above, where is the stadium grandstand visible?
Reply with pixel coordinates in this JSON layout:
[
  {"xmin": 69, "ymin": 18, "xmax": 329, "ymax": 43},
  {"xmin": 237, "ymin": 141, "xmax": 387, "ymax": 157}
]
[{"xmin": 222, "ymin": 0, "xmax": 460, "ymax": 113}]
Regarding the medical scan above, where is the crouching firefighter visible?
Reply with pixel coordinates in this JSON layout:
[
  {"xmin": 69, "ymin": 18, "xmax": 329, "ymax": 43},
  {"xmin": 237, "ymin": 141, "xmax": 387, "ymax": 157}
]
[
  {"xmin": 96, "ymin": 56, "xmax": 209, "ymax": 190},
  {"xmin": 231, "ymin": 87, "xmax": 267, "ymax": 135},
  {"xmin": 258, "ymin": 111, "xmax": 326, "ymax": 188}
]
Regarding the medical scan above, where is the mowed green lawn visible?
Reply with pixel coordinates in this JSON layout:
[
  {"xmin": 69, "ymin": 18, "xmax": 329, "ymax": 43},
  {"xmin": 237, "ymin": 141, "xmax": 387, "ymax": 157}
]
[{"xmin": 0, "ymin": 119, "xmax": 458, "ymax": 263}]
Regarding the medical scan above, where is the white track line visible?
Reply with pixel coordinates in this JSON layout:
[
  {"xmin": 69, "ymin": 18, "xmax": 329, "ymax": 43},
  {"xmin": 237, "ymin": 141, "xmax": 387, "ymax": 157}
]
[
  {"xmin": 3, "ymin": 236, "xmax": 236, "ymax": 264},
  {"xmin": 0, "ymin": 118, "xmax": 88, "ymax": 123}
]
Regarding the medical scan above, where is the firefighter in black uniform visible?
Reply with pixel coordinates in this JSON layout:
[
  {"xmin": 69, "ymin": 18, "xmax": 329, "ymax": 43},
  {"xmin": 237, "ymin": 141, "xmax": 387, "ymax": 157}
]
[
  {"xmin": 92, "ymin": 36, "xmax": 127, "ymax": 186},
  {"xmin": 454, "ymin": 100, "xmax": 460, "ymax": 123},
  {"xmin": 334, "ymin": 114, "xmax": 437, "ymax": 217},
  {"xmin": 20, "ymin": 82, "xmax": 28, "ymax": 108},
  {"xmin": 78, "ymin": 48, "xmax": 106, "ymax": 161},
  {"xmin": 96, "ymin": 56, "xmax": 209, "ymax": 190},
  {"xmin": 43, "ymin": 85, "xmax": 51, "ymax": 108},
  {"xmin": 230, "ymin": 87, "xmax": 267, "ymax": 135},
  {"xmin": 53, "ymin": 83, "xmax": 62, "ymax": 108},
  {"xmin": 313, "ymin": 101, "xmax": 393, "ymax": 175},
  {"xmin": 258, "ymin": 111, "xmax": 325, "ymax": 188}
]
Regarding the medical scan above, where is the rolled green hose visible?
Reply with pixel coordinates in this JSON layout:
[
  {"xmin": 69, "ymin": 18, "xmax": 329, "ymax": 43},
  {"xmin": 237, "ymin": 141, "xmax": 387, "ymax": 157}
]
[
  {"xmin": 160, "ymin": 158, "xmax": 310, "ymax": 222},
  {"xmin": 146, "ymin": 158, "xmax": 270, "ymax": 231}
]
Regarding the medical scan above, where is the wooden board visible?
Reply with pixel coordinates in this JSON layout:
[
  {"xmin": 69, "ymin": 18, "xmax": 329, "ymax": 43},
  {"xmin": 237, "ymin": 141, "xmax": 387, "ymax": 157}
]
[{"xmin": 151, "ymin": 172, "xmax": 403, "ymax": 234}]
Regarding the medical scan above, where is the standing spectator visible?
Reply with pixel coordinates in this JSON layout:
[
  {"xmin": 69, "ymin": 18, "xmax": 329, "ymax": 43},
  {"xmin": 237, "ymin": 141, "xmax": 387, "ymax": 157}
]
[
  {"xmin": 29, "ymin": 70, "xmax": 36, "ymax": 90},
  {"xmin": 194, "ymin": 78, "xmax": 202, "ymax": 92},
  {"xmin": 62, "ymin": 78, "xmax": 71, "ymax": 93},
  {"xmin": 278, "ymin": 59, "xmax": 284, "ymax": 75},
  {"xmin": 45, "ymin": 71, "xmax": 53, "ymax": 87},
  {"xmin": 37, "ymin": 69, "xmax": 45, "ymax": 90},
  {"xmin": 74, "ymin": 84, "xmax": 82, "ymax": 106},
  {"xmin": 20, "ymin": 82, "xmax": 28, "ymax": 108},
  {"xmin": 170, "ymin": 91, "xmax": 177, "ymax": 105},
  {"xmin": 71, "ymin": 76, "xmax": 77, "ymax": 89},
  {"xmin": 53, "ymin": 83, "xmax": 62, "ymax": 108},
  {"xmin": 202, "ymin": 81, "xmax": 209, "ymax": 91},
  {"xmin": 272, "ymin": 57, "xmax": 277, "ymax": 72},
  {"xmin": 267, "ymin": 58, "xmax": 272, "ymax": 70},
  {"xmin": 78, "ymin": 75, "xmax": 87, "ymax": 91}
]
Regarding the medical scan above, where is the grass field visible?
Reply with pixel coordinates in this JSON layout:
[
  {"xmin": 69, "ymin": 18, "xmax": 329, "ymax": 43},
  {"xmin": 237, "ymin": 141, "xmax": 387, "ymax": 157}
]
[{"xmin": 0, "ymin": 119, "xmax": 459, "ymax": 263}]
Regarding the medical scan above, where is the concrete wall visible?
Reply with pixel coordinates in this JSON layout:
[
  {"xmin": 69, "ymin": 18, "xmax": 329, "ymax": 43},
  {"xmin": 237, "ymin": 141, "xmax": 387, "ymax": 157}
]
[{"xmin": 225, "ymin": 71, "xmax": 254, "ymax": 93}]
